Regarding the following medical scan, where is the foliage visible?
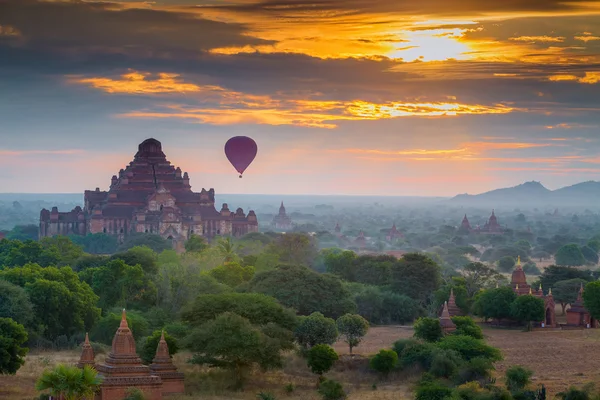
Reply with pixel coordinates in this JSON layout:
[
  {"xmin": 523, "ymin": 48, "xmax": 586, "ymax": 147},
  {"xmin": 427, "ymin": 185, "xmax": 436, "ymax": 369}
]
[
  {"xmin": 247, "ymin": 265, "xmax": 356, "ymax": 319},
  {"xmin": 552, "ymin": 279, "xmax": 588, "ymax": 314},
  {"xmin": 256, "ymin": 392, "xmax": 276, "ymax": 400},
  {"xmin": 123, "ymin": 387, "xmax": 147, "ymax": 400},
  {"xmin": 116, "ymin": 233, "xmax": 172, "ymax": 253},
  {"xmin": 323, "ymin": 250, "xmax": 357, "ymax": 280},
  {"xmin": 0, "ymin": 280, "xmax": 35, "ymax": 330},
  {"xmin": 506, "ymin": 365, "xmax": 534, "ymax": 392},
  {"xmin": 351, "ymin": 283, "xmax": 419, "ymax": 324},
  {"xmin": 318, "ymin": 379, "xmax": 346, "ymax": 400},
  {"xmin": 429, "ymin": 349, "xmax": 462, "ymax": 379},
  {"xmin": 511, "ymin": 295, "xmax": 545, "ymax": 331},
  {"xmin": 473, "ymin": 287, "xmax": 517, "ymax": 321},
  {"xmin": 461, "ymin": 262, "xmax": 506, "ymax": 297},
  {"xmin": 5, "ymin": 224, "xmax": 39, "ymax": 241},
  {"xmin": 111, "ymin": 246, "xmax": 159, "ymax": 275},
  {"xmin": 522, "ymin": 262, "xmax": 541, "ymax": 276},
  {"xmin": 0, "ymin": 264, "xmax": 100, "ymax": 339},
  {"xmin": 138, "ymin": 330, "xmax": 179, "ymax": 364},
  {"xmin": 433, "ymin": 283, "xmax": 470, "ymax": 316},
  {"xmin": 497, "ymin": 256, "xmax": 516, "ymax": 272},
  {"xmin": 295, "ymin": 312, "xmax": 338, "ymax": 349},
  {"xmin": 390, "ymin": 253, "xmax": 442, "ymax": 303},
  {"xmin": 69, "ymin": 233, "xmax": 118, "ymax": 255},
  {"xmin": 555, "ymin": 244, "xmax": 585, "ymax": 267},
  {"xmin": 35, "ymin": 364, "xmax": 102, "ymax": 400},
  {"xmin": 79, "ymin": 259, "xmax": 157, "ymax": 311},
  {"xmin": 0, "ymin": 317, "xmax": 29, "ymax": 374},
  {"xmin": 581, "ymin": 246, "xmax": 599, "ymax": 264},
  {"xmin": 0, "ymin": 239, "xmax": 60, "ymax": 267},
  {"xmin": 91, "ymin": 311, "xmax": 149, "ymax": 345},
  {"xmin": 268, "ymin": 233, "xmax": 319, "ymax": 267},
  {"xmin": 185, "ymin": 234, "xmax": 208, "ymax": 253},
  {"xmin": 182, "ymin": 292, "xmax": 297, "ymax": 331},
  {"xmin": 369, "ymin": 349, "xmax": 398, "ymax": 377},
  {"xmin": 415, "ymin": 379, "xmax": 454, "ymax": 400},
  {"xmin": 414, "ymin": 317, "xmax": 444, "ymax": 343},
  {"xmin": 336, "ymin": 314, "xmax": 369, "ymax": 354},
  {"xmin": 583, "ymin": 281, "xmax": 600, "ymax": 321},
  {"xmin": 397, "ymin": 341, "xmax": 436, "ymax": 370},
  {"xmin": 451, "ymin": 316, "xmax": 483, "ymax": 339},
  {"xmin": 186, "ymin": 312, "xmax": 290, "ymax": 387},
  {"xmin": 538, "ymin": 266, "xmax": 593, "ymax": 291},
  {"xmin": 208, "ymin": 262, "xmax": 255, "ymax": 287},
  {"xmin": 307, "ymin": 344, "xmax": 339, "ymax": 375},
  {"xmin": 437, "ymin": 335, "xmax": 502, "ymax": 362},
  {"xmin": 556, "ymin": 385, "xmax": 598, "ymax": 400}
]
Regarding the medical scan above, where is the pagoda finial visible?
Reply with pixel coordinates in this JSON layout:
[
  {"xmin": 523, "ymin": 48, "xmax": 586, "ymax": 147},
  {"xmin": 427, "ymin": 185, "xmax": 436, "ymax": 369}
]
[
  {"xmin": 516, "ymin": 284, "xmax": 519, "ymax": 290},
  {"xmin": 120, "ymin": 308, "xmax": 128, "ymax": 328},
  {"xmin": 529, "ymin": 287, "xmax": 533, "ymax": 295},
  {"xmin": 85, "ymin": 332, "xmax": 90, "ymax": 345},
  {"xmin": 548, "ymin": 287, "xmax": 552, "ymax": 295},
  {"xmin": 517, "ymin": 255, "xmax": 521, "ymax": 266}
]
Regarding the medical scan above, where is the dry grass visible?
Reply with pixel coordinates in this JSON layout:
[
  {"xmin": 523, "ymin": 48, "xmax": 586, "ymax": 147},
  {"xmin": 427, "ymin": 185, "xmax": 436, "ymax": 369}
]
[{"xmin": 5, "ymin": 325, "xmax": 600, "ymax": 400}]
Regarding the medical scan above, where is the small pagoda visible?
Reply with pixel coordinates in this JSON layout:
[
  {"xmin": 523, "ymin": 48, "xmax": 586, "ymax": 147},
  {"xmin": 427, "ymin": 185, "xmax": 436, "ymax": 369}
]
[
  {"xmin": 77, "ymin": 333, "xmax": 95, "ymax": 369},
  {"xmin": 446, "ymin": 288, "xmax": 462, "ymax": 317},
  {"xmin": 566, "ymin": 284, "xmax": 598, "ymax": 328},
  {"xmin": 149, "ymin": 332, "xmax": 185, "ymax": 395},
  {"xmin": 439, "ymin": 301, "xmax": 456, "ymax": 334}
]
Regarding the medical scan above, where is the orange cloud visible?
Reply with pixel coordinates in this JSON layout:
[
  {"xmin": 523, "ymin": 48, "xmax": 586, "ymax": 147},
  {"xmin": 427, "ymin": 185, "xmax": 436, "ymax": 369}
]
[
  {"xmin": 509, "ymin": 35, "xmax": 565, "ymax": 42},
  {"xmin": 575, "ymin": 34, "xmax": 600, "ymax": 42},
  {"xmin": 0, "ymin": 24, "xmax": 20, "ymax": 37},
  {"xmin": 73, "ymin": 71, "xmax": 205, "ymax": 94},
  {"xmin": 548, "ymin": 72, "xmax": 600, "ymax": 84}
]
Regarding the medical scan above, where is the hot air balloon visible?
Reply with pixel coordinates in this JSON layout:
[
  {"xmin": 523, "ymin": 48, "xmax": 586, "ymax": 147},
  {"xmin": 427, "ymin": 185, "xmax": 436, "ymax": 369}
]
[{"xmin": 224, "ymin": 136, "xmax": 258, "ymax": 178}]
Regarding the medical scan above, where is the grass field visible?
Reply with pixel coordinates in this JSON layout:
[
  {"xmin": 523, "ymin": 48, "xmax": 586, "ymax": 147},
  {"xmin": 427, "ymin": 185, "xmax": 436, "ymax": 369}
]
[{"xmin": 3, "ymin": 325, "xmax": 599, "ymax": 400}]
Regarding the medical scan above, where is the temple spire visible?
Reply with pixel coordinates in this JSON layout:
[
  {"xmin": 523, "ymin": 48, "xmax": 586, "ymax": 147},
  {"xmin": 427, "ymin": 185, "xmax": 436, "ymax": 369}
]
[
  {"xmin": 120, "ymin": 308, "xmax": 128, "ymax": 328},
  {"xmin": 439, "ymin": 301, "xmax": 456, "ymax": 333},
  {"xmin": 77, "ymin": 332, "xmax": 95, "ymax": 368}
]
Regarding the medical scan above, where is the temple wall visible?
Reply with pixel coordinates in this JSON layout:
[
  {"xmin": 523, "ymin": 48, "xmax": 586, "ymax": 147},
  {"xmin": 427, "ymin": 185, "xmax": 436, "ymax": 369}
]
[{"xmin": 158, "ymin": 378, "xmax": 185, "ymax": 395}]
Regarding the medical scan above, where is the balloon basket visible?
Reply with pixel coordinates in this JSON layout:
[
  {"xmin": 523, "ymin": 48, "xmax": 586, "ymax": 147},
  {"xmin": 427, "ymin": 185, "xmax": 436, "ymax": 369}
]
[{"xmin": 239, "ymin": 175, "xmax": 243, "ymax": 178}]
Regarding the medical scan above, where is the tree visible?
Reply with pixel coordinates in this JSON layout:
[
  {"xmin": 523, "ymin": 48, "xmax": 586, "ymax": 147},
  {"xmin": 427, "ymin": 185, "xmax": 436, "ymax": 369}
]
[
  {"xmin": 139, "ymin": 330, "xmax": 179, "ymax": 364},
  {"xmin": 437, "ymin": 335, "xmax": 502, "ymax": 362},
  {"xmin": 111, "ymin": 246, "xmax": 159, "ymax": 275},
  {"xmin": 295, "ymin": 312, "xmax": 338, "ymax": 349},
  {"xmin": 69, "ymin": 233, "xmax": 118, "ymax": 255},
  {"xmin": 185, "ymin": 234, "xmax": 208, "ymax": 253},
  {"xmin": 539, "ymin": 265, "xmax": 593, "ymax": 291},
  {"xmin": 581, "ymin": 246, "xmax": 599, "ymax": 264},
  {"xmin": 247, "ymin": 265, "xmax": 356, "ymax": 318},
  {"xmin": 6, "ymin": 224, "xmax": 39, "ymax": 241},
  {"xmin": 0, "ymin": 318, "xmax": 28, "ymax": 375},
  {"xmin": 511, "ymin": 295, "xmax": 545, "ymax": 331},
  {"xmin": 552, "ymin": 279, "xmax": 588, "ymax": 315},
  {"xmin": 555, "ymin": 244, "xmax": 585, "ymax": 267},
  {"xmin": 369, "ymin": 349, "xmax": 398, "ymax": 377},
  {"xmin": 413, "ymin": 317, "xmax": 443, "ymax": 343},
  {"xmin": 35, "ymin": 364, "xmax": 102, "ymax": 400},
  {"xmin": 0, "ymin": 280, "xmax": 35, "ymax": 330},
  {"xmin": 390, "ymin": 253, "xmax": 441, "ymax": 303},
  {"xmin": 268, "ymin": 233, "xmax": 319, "ymax": 267},
  {"xmin": 182, "ymin": 293, "xmax": 297, "ymax": 331},
  {"xmin": 318, "ymin": 379, "xmax": 346, "ymax": 400},
  {"xmin": 336, "ymin": 314, "xmax": 369, "ymax": 354},
  {"xmin": 323, "ymin": 250, "xmax": 357, "ymax": 281},
  {"xmin": 185, "ymin": 313, "xmax": 290, "ymax": 388},
  {"xmin": 497, "ymin": 256, "xmax": 516, "ymax": 272},
  {"xmin": 216, "ymin": 237, "xmax": 238, "ymax": 263},
  {"xmin": 461, "ymin": 262, "xmax": 505, "ymax": 297},
  {"xmin": 208, "ymin": 262, "xmax": 255, "ymax": 287},
  {"xmin": 505, "ymin": 365, "xmax": 533, "ymax": 393},
  {"xmin": 583, "ymin": 281, "xmax": 600, "ymax": 321},
  {"xmin": 307, "ymin": 344, "xmax": 338, "ymax": 375},
  {"xmin": 91, "ymin": 311, "xmax": 149, "ymax": 345},
  {"xmin": 451, "ymin": 317, "xmax": 483, "ymax": 340},
  {"xmin": 116, "ymin": 233, "xmax": 172, "ymax": 253},
  {"xmin": 473, "ymin": 287, "xmax": 517, "ymax": 321}
]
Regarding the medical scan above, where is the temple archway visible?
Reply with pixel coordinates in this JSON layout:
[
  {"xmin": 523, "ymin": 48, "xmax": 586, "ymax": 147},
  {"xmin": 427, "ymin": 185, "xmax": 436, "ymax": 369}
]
[{"xmin": 545, "ymin": 308, "xmax": 553, "ymax": 326}]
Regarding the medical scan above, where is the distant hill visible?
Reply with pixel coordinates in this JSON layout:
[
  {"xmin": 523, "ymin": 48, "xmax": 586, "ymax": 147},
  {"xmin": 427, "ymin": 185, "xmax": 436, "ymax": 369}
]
[{"xmin": 450, "ymin": 180, "xmax": 600, "ymax": 207}]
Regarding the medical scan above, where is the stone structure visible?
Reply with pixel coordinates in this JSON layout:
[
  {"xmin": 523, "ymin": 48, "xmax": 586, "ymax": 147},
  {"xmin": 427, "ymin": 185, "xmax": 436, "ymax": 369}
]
[
  {"xmin": 510, "ymin": 257, "xmax": 556, "ymax": 327},
  {"xmin": 355, "ymin": 231, "xmax": 367, "ymax": 248},
  {"xmin": 460, "ymin": 214, "xmax": 472, "ymax": 231},
  {"xmin": 77, "ymin": 309, "xmax": 186, "ymax": 400},
  {"xmin": 439, "ymin": 301, "xmax": 456, "ymax": 334},
  {"xmin": 272, "ymin": 202, "xmax": 293, "ymax": 230},
  {"xmin": 447, "ymin": 288, "xmax": 462, "ymax": 317},
  {"xmin": 385, "ymin": 223, "xmax": 404, "ymax": 241},
  {"xmin": 77, "ymin": 333, "xmax": 95, "ymax": 369},
  {"xmin": 40, "ymin": 139, "xmax": 258, "ymax": 247},
  {"xmin": 566, "ymin": 284, "xmax": 599, "ymax": 328},
  {"xmin": 149, "ymin": 332, "xmax": 185, "ymax": 395},
  {"xmin": 472, "ymin": 210, "xmax": 504, "ymax": 235}
]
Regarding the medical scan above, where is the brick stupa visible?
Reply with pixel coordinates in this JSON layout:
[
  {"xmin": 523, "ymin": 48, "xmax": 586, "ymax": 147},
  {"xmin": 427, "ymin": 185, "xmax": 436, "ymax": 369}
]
[
  {"xmin": 77, "ymin": 333, "xmax": 95, "ymax": 369},
  {"xmin": 447, "ymin": 288, "xmax": 462, "ymax": 317},
  {"xmin": 95, "ymin": 309, "xmax": 163, "ymax": 400},
  {"xmin": 439, "ymin": 301, "xmax": 456, "ymax": 334},
  {"xmin": 149, "ymin": 332, "xmax": 185, "ymax": 395}
]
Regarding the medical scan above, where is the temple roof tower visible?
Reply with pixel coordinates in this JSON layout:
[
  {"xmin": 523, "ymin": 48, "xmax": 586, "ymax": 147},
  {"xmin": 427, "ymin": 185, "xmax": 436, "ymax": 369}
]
[
  {"xmin": 272, "ymin": 201, "xmax": 293, "ymax": 230},
  {"xmin": 150, "ymin": 332, "xmax": 185, "ymax": 395},
  {"xmin": 447, "ymin": 288, "xmax": 461, "ymax": 317},
  {"xmin": 77, "ymin": 333, "xmax": 95, "ymax": 369},
  {"xmin": 511, "ymin": 256, "xmax": 529, "ymax": 294},
  {"xmin": 95, "ymin": 309, "xmax": 163, "ymax": 400},
  {"xmin": 439, "ymin": 301, "xmax": 456, "ymax": 333},
  {"xmin": 461, "ymin": 214, "xmax": 472, "ymax": 230}
]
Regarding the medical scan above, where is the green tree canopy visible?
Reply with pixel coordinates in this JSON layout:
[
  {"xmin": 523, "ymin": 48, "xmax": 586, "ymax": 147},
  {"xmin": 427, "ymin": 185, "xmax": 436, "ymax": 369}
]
[
  {"xmin": 461, "ymin": 262, "xmax": 505, "ymax": 298},
  {"xmin": 583, "ymin": 281, "xmax": 600, "ymax": 322},
  {"xmin": 497, "ymin": 256, "xmax": 516, "ymax": 273},
  {"xmin": 552, "ymin": 278, "xmax": 588, "ymax": 315},
  {"xmin": 555, "ymin": 244, "xmax": 586, "ymax": 267},
  {"xmin": 39, "ymin": 236, "xmax": 85, "ymax": 266},
  {"xmin": 0, "ymin": 280, "xmax": 35, "ymax": 330},
  {"xmin": 35, "ymin": 364, "xmax": 102, "ymax": 400},
  {"xmin": 247, "ymin": 265, "xmax": 356, "ymax": 319},
  {"xmin": 69, "ymin": 233, "xmax": 118, "ymax": 255},
  {"xmin": 437, "ymin": 335, "xmax": 502, "ymax": 362},
  {"xmin": 182, "ymin": 292, "xmax": 297, "ymax": 331},
  {"xmin": 117, "ymin": 234, "xmax": 171, "ymax": 253},
  {"xmin": 111, "ymin": 246, "xmax": 159, "ymax": 275},
  {"xmin": 539, "ymin": 265, "xmax": 593, "ymax": 290},
  {"xmin": 511, "ymin": 295, "xmax": 545, "ymax": 331},
  {"xmin": 138, "ymin": 330, "xmax": 179, "ymax": 364},
  {"xmin": 184, "ymin": 234, "xmax": 208, "ymax": 253},
  {"xmin": 208, "ymin": 262, "xmax": 255, "ymax": 287},
  {"xmin": 473, "ymin": 287, "xmax": 517, "ymax": 321},
  {"xmin": 451, "ymin": 316, "xmax": 484, "ymax": 340},
  {"xmin": 369, "ymin": 349, "xmax": 398, "ymax": 377},
  {"xmin": 268, "ymin": 233, "xmax": 318, "ymax": 267},
  {"xmin": 414, "ymin": 317, "xmax": 444, "ymax": 343},
  {"xmin": 185, "ymin": 312, "xmax": 292, "ymax": 387},
  {"xmin": 0, "ymin": 264, "xmax": 100, "ymax": 339},
  {"xmin": 294, "ymin": 312, "xmax": 338, "ymax": 349},
  {"xmin": 91, "ymin": 310, "xmax": 149, "ymax": 345},
  {"xmin": 307, "ymin": 344, "xmax": 338, "ymax": 375},
  {"xmin": 0, "ymin": 317, "xmax": 28, "ymax": 375},
  {"xmin": 581, "ymin": 246, "xmax": 599, "ymax": 264},
  {"xmin": 336, "ymin": 314, "xmax": 369, "ymax": 354},
  {"xmin": 323, "ymin": 250, "xmax": 357, "ymax": 281},
  {"xmin": 390, "ymin": 253, "xmax": 441, "ymax": 303}
]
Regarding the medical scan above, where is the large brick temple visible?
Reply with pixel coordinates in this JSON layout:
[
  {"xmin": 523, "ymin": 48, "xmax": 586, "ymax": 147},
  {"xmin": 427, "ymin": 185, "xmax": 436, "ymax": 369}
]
[{"xmin": 39, "ymin": 138, "xmax": 258, "ymax": 246}]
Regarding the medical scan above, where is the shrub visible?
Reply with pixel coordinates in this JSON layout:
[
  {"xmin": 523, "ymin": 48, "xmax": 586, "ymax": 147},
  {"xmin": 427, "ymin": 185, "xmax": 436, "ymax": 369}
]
[
  {"xmin": 415, "ymin": 380, "xmax": 455, "ymax": 400},
  {"xmin": 307, "ymin": 345, "xmax": 339, "ymax": 375},
  {"xmin": 506, "ymin": 365, "xmax": 533, "ymax": 392},
  {"xmin": 318, "ymin": 379, "xmax": 346, "ymax": 400},
  {"xmin": 138, "ymin": 331, "xmax": 179, "ymax": 365},
  {"xmin": 294, "ymin": 312, "xmax": 338, "ymax": 349},
  {"xmin": 454, "ymin": 357, "xmax": 495, "ymax": 385},
  {"xmin": 336, "ymin": 314, "xmax": 369, "ymax": 354},
  {"xmin": 428, "ymin": 349, "xmax": 462, "ymax": 379},
  {"xmin": 369, "ymin": 349, "xmax": 398, "ymax": 377},
  {"xmin": 451, "ymin": 317, "xmax": 483, "ymax": 340},
  {"xmin": 392, "ymin": 338, "xmax": 419, "ymax": 356},
  {"xmin": 437, "ymin": 335, "xmax": 502, "ymax": 362},
  {"xmin": 284, "ymin": 383, "xmax": 295, "ymax": 393},
  {"xmin": 414, "ymin": 317, "xmax": 443, "ymax": 342},
  {"xmin": 124, "ymin": 387, "xmax": 147, "ymax": 400},
  {"xmin": 399, "ymin": 341, "xmax": 436, "ymax": 370},
  {"xmin": 256, "ymin": 392, "xmax": 276, "ymax": 400}
]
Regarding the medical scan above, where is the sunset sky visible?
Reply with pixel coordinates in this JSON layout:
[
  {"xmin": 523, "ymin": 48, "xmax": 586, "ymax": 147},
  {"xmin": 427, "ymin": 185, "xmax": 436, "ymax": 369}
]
[{"xmin": 1, "ymin": 0, "xmax": 600, "ymax": 196}]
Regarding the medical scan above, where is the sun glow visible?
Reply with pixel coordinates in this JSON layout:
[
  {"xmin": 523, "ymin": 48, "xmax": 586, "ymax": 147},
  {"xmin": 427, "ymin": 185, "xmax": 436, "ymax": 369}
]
[{"xmin": 390, "ymin": 28, "xmax": 472, "ymax": 61}]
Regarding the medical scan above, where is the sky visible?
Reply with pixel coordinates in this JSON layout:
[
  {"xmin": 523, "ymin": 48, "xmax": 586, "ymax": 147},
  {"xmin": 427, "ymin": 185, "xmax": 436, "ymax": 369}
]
[{"xmin": 1, "ymin": 0, "xmax": 600, "ymax": 196}]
